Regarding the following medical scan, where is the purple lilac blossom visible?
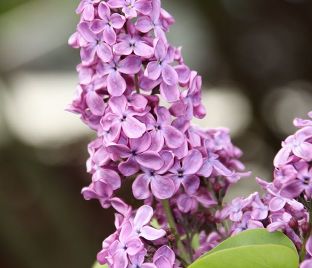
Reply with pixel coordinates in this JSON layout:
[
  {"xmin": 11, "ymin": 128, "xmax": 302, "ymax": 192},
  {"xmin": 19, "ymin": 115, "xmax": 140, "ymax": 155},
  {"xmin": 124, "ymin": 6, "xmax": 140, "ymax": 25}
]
[
  {"xmin": 222, "ymin": 111, "xmax": 312, "ymax": 266},
  {"xmin": 69, "ymin": 0, "xmax": 251, "ymax": 267}
]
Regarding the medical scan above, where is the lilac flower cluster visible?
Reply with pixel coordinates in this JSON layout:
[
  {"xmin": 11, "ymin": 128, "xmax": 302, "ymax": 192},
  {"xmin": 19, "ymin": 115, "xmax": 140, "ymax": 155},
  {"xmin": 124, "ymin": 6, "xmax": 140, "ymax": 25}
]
[
  {"xmin": 68, "ymin": 0, "xmax": 249, "ymax": 267},
  {"xmin": 221, "ymin": 112, "xmax": 312, "ymax": 268}
]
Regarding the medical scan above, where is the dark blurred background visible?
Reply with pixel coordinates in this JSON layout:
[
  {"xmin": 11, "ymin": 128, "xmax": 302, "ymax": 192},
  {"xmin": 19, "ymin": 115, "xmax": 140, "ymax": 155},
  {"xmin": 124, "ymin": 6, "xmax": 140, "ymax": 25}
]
[{"xmin": 1, "ymin": 0, "xmax": 312, "ymax": 267}]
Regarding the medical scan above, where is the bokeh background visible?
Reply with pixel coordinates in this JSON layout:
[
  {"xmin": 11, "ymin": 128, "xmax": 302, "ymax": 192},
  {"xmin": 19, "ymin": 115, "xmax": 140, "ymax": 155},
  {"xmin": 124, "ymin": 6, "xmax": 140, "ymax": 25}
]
[{"xmin": 1, "ymin": 0, "xmax": 312, "ymax": 267}]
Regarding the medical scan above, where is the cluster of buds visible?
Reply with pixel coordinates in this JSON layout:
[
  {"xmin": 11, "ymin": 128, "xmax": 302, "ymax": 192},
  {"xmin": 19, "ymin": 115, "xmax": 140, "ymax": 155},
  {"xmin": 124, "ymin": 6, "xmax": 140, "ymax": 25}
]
[
  {"xmin": 68, "ymin": 0, "xmax": 249, "ymax": 267},
  {"xmin": 222, "ymin": 112, "xmax": 312, "ymax": 268}
]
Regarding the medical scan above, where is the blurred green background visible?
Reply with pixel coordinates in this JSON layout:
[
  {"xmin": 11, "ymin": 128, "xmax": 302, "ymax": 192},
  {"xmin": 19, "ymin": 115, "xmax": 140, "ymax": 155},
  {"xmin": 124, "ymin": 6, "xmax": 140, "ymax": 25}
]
[{"xmin": 1, "ymin": 0, "xmax": 312, "ymax": 267}]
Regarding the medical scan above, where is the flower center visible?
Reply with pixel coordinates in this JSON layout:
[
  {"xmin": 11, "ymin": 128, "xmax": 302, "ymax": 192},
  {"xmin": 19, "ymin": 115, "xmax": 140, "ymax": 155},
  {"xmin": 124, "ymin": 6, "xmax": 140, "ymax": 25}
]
[
  {"xmin": 178, "ymin": 170, "xmax": 184, "ymax": 178},
  {"xmin": 121, "ymin": 115, "xmax": 127, "ymax": 122}
]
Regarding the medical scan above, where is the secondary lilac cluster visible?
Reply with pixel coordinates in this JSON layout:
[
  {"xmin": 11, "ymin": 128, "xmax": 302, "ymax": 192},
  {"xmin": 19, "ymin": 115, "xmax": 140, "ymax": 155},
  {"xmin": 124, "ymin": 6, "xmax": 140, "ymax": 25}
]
[
  {"xmin": 68, "ymin": 0, "xmax": 249, "ymax": 267},
  {"xmin": 221, "ymin": 111, "xmax": 312, "ymax": 267}
]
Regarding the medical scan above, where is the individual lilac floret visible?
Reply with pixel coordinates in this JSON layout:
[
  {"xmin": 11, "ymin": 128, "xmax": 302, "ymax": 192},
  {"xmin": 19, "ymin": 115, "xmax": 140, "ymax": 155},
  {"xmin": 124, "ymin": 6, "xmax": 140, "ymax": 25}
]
[
  {"xmin": 100, "ymin": 56, "xmax": 142, "ymax": 96},
  {"xmin": 78, "ymin": 22, "xmax": 113, "ymax": 64},
  {"xmin": 108, "ymin": 0, "xmax": 152, "ymax": 19},
  {"xmin": 132, "ymin": 205, "xmax": 166, "ymax": 240},
  {"xmin": 168, "ymin": 149, "xmax": 203, "ymax": 195},
  {"xmin": 114, "ymin": 32, "xmax": 154, "ymax": 57},
  {"xmin": 145, "ymin": 39, "xmax": 179, "ymax": 102},
  {"xmin": 108, "ymin": 132, "xmax": 163, "ymax": 176},
  {"xmin": 102, "ymin": 95, "xmax": 146, "ymax": 139},
  {"xmin": 91, "ymin": 2, "xmax": 126, "ymax": 45},
  {"xmin": 76, "ymin": 0, "xmax": 100, "ymax": 21}
]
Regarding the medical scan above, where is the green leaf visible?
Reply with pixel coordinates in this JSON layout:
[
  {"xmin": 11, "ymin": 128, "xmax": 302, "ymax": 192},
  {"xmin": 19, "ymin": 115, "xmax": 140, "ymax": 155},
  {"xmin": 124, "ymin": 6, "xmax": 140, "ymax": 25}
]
[
  {"xmin": 92, "ymin": 261, "xmax": 108, "ymax": 268},
  {"xmin": 188, "ymin": 229, "xmax": 299, "ymax": 268}
]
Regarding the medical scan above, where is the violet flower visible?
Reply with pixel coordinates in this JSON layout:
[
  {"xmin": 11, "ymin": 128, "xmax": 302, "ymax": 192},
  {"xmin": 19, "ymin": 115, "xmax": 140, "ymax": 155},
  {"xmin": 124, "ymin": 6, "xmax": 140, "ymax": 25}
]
[
  {"xmin": 168, "ymin": 149, "xmax": 203, "ymax": 194},
  {"xmin": 144, "ymin": 39, "xmax": 179, "ymax": 102},
  {"xmin": 108, "ymin": 0, "xmax": 152, "ymax": 19},
  {"xmin": 100, "ymin": 56, "xmax": 142, "ymax": 96},
  {"xmin": 90, "ymin": 2, "xmax": 126, "ymax": 45},
  {"xmin": 78, "ymin": 22, "xmax": 113, "ymax": 64},
  {"xmin": 108, "ymin": 132, "xmax": 164, "ymax": 176}
]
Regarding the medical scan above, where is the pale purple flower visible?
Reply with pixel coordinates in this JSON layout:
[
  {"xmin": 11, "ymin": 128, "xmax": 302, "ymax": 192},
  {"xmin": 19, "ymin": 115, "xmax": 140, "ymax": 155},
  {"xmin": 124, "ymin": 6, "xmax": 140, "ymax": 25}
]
[
  {"xmin": 177, "ymin": 189, "xmax": 217, "ymax": 213},
  {"xmin": 198, "ymin": 152, "xmax": 232, "ymax": 178},
  {"xmin": 148, "ymin": 107, "xmax": 184, "ymax": 151},
  {"xmin": 100, "ymin": 55, "xmax": 141, "ymax": 96},
  {"xmin": 129, "ymin": 250, "xmax": 156, "ymax": 268},
  {"xmin": 108, "ymin": 132, "xmax": 164, "ymax": 176},
  {"xmin": 108, "ymin": 0, "xmax": 152, "ymax": 18},
  {"xmin": 250, "ymin": 193, "xmax": 268, "ymax": 220},
  {"xmin": 293, "ymin": 111, "xmax": 312, "ymax": 128},
  {"xmin": 195, "ymin": 232, "xmax": 221, "ymax": 259},
  {"xmin": 77, "ymin": 22, "xmax": 113, "ymax": 64},
  {"xmin": 132, "ymin": 151, "xmax": 175, "ymax": 199},
  {"xmin": 90, "ymin": 2, "xmax": 126, "ymax": 45},
  {"xmin": 76, "ymin": 0, "xmax": 100, "ymax": 21},
  {"xmin": 153, "ymin": 246, "xmax": 176, "ymax": 268},
  {"xmin": 82, "ymin": 180, "xmax": 113, "ymax": 208},
  {"xmin": 136, "ymin": 0, "xmax": 167, "ymax": 41},
  {"xmin": 86, "ymin": 138, "xmax": 110, "ymax": 173},
  {"xmin": 110, "ymin": 222, "xmax": 144, "ymax": 268},
  {"xmin": 144, "ymin": 39, "xmax": 179, "ymax": 102},
  {"xmin": 223, "ymin": 196, "xmax": 253, "ymax": 222},
  {"xmin": 168, "ymin": 149, "xmax": 203, "ymax": 194},
  {"xmin": 256, "ymin": 177, "xmax": 304, "ymax": 212},
  {"xmin": 132, "ymin": 205, "xmax": 166, "ymax": 240},
  {"xmin": 281, "ymin": 163, "xmax": 312, "ymax": 199},
  {"xmin": 114, "ymin": 33, "xmax": 154, "ymax": 57},
  {"xmin": 273, "ymin": 164, "xmax": 297, "ymax": 188},
  {"xmin": 274, "ymin": 126, "xmax": 312, "ymax": 167},
  {"xmin": 102, "ymin": 95, "xmax": 146, "ymax": 139},
  {"xmin": 231, "ymin": 211, "xmax": 264, "ymax": 235},
  {"xmin": 301, "ymin": 259, "xmax": 312, "ymax": 268}
]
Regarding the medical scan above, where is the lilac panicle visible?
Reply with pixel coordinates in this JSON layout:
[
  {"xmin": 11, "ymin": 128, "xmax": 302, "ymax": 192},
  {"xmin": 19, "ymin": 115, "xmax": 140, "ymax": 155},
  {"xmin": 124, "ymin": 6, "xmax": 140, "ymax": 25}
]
[
  {"xmin": 69, "ymin": 0, "xmax": 249, "ymax": 267},
  {"xmin": 221, "ymin": 111, "xmax": 312, "ymax": 267}
]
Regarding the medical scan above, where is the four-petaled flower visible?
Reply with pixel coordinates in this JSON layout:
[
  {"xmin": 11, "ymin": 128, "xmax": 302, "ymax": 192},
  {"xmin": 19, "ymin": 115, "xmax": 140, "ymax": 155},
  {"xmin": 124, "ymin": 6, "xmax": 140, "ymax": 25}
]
[{"xmin": 91, "ymin": 2, "xmax": 126, "ymax": 45}]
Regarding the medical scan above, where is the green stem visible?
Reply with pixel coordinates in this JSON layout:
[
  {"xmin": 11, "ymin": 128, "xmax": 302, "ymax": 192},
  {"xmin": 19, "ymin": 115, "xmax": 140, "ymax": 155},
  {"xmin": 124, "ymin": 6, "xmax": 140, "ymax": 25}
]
[
  {"xmin": 135, "ymin": 74, "xmax": 140, "ymax": 94},
  {"xmin": 300, "ymin": 200, "xmax": 312, "ymax": 261},
  {"xmin": 162, "ymin": 200, "xmax": 191, "ymax": 266}
]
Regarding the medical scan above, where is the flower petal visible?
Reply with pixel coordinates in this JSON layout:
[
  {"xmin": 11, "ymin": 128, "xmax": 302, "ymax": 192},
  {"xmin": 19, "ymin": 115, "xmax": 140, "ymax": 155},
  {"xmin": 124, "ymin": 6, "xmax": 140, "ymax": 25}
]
[
  {"xmin": 159, "ymin": 82, "xmax": 180, "ymax": 102},
  {"xmin": 134, "ymin": 205, "xmax": 153, "ymax": 229},
  {"xmin": 150, "ymin": 175, "xmax": 175, "ymax": 199},
  {"xmin": 112, "ymin": 250, "xmax": 128, "ymax": 268},
  {"xmin": 145, "ymin": 61, "xmax": 161, "ymax": 80},
  {"xmin": 135, "ymin": 0, "xmax": 152, "ymax": 15},
  {"xmin": 98, "ymin": 2, "xmax": 111, "ymax": 19},
  {"xmin": 132, "ymin": 174, "xmax": 151, "ymax": 200},
  {"xmin": 140, "ymin": 226, "xmax": 166, "ymax": 240},
  {"xmin": 119, "ymin": 55, "xmax": 142, "ymax": 74},
  {"xmin": 182, "ymin": 175, "xmax": 200, "ymax": 195},
  {"xmin": 86, "ymin": 91, "xmax": 105, "ymax": 116},
  {"xmin": 163, "ymin": 125, "xmax": 184, "ymax": 148},
  {"xmin": 103, "ymin": 26, "xmax": 117, "ymax": 45},
  {"xmin": 154, "ymin": 38, "xmax": 167, "ymax": 60},
  {"xmin": 119, "ymin": 157, "xmax": 140, "ymax": 176},
  {"xmin": 111, "ymin": 13, "xmax": 126, "ymax": 29},
  {"xmin": 182, "ymin": 149, "xmax": 203, "ymax": 175},
  {"xmin": 77, "ymin": 22, "xmax": 96, "ymax": 42},
  {"xmin": 97, "ymin": 42, "xmax": 113, "ymax": 62},
  {"xmin": 136, "ymin": 151, "xmax": 163, "ymax": 170},
  {"xmin": 134, "ymin": 41, "xmax": 154, "ymax": 57},
  {"xmin": 122, "ymin": 116, "xmax": 146, "ymax": 138},
  {"xmin": 136, "ymin": 16, "xmax": 153, "ymax": 33},
  {"xmin": 109, "ymin": 95, "xmax": 127, "ymax": 115},
  {"xmin": 107, "ymin": 71, "xmax": 126, "ymax": 96},
  {"xmin": 114, "ymin": 41, "xmax": 132, "ymax": 55},
  {"xmin": 162, "ymin": 64, "xmax": 178, "ymax": 86}
]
